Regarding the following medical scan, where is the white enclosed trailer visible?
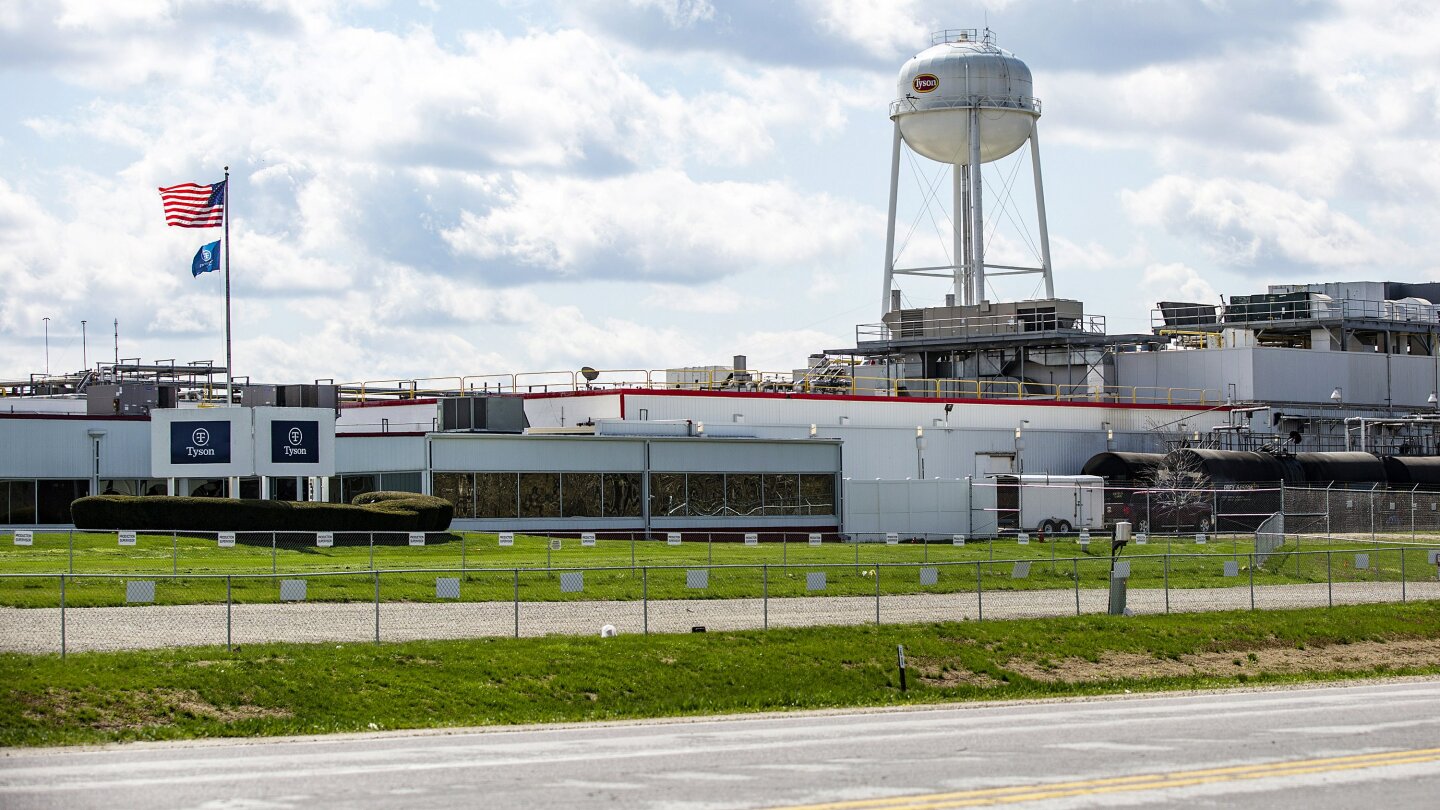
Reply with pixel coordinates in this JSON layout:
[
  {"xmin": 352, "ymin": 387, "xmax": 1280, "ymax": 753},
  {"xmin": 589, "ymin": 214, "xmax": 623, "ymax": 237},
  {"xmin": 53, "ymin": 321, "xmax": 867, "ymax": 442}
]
[{"xmin": 984, "ymin": 474, "xmax": 1104, "ymax": 534}]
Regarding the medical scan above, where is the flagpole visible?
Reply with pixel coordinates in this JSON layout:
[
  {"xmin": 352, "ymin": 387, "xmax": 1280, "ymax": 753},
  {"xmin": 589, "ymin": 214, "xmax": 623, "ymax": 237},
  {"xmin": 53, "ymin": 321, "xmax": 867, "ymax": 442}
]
[{"xmin": 223, "ymin": 165, "xmax": 233, "ymax": 405}]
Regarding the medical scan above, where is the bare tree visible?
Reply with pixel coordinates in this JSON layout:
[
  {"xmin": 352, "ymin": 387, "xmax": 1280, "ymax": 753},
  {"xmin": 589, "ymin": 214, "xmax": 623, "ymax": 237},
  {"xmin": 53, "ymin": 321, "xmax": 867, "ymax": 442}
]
[{"xmin": 1134, "ymin": 450, "xmax": 1214, "ymax": 533}]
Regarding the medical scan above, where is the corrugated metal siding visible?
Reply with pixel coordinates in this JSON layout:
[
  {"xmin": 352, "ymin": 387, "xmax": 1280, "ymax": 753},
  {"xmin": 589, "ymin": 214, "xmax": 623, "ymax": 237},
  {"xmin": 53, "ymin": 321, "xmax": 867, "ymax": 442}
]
[
  {"xmin": 523, "ymin": 394, "xmax": 621, "ymax": 428},
  {"xmin": 431, "ymin": 435, "xmax": 645, "ymax": 471},
  {"xmin": 648, "ymin": 438, "xmax": 839, "ymax": 472},
  {"xmin": 620, "ymin": 392, "xmax": 1230, "ymax": 434},
  {"xmin": 336, "ymin": 435, "xmax": 426, "ymax": 473},
  {"xmin": 0, "ymin": 419, "xmax": 151, "ymax": 477}
]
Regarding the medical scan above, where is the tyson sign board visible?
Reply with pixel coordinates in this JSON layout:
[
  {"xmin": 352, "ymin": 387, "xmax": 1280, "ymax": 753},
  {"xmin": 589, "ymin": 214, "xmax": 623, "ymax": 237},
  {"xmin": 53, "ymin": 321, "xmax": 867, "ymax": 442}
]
[
  {"xmin": 151, "ymin": 408, "xmax": 254, "ymax": 478},
  {"xmin": 253, "ymin": 407, "xmax": 336, "ymax": 476},
  {"xmin": 912, "ymin": 73, "xmax": 939, "ymax": 93}
]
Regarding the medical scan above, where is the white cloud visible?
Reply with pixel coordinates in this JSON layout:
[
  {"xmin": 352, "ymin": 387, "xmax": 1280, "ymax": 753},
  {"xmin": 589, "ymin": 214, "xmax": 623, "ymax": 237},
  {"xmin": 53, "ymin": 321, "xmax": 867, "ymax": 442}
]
[
  {"xmin": 1121, "ymin": 175, "xmax": 1385, "ymax": 272},
  {"xmin": 1140, "ymin": 262, "xmax": 1218, "ymax": 305},
  {"xmin": 441, "ymin": 169, "xmax": 877, "ymax": 282}
]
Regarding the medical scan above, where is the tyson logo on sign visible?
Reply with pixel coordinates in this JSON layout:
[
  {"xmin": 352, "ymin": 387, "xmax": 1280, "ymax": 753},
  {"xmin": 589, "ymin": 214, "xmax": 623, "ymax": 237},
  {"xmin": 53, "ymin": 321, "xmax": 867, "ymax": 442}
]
[{"xmin": 912, "ymin": 73, "xmax": 939, "ymax": 93}]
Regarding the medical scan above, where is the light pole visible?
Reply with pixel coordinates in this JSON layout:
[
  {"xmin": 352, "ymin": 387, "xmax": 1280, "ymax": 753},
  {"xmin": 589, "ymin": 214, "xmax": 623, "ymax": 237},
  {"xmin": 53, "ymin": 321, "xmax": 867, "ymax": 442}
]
[
  {"xmin": 81, "ymin": 320, "xmax": 87, "ymax": 372},
  {"xmin": 42, "ymin": 317, "xmax": 50, "ymax": 376}
]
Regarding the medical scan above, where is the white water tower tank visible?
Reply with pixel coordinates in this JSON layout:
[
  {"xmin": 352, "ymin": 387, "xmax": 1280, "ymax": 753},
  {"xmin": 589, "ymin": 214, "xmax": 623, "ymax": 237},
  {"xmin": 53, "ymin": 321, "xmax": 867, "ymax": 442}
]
[{"xmin": 892, "ymin": 30, "xmax": 1039, "ymax": 164}]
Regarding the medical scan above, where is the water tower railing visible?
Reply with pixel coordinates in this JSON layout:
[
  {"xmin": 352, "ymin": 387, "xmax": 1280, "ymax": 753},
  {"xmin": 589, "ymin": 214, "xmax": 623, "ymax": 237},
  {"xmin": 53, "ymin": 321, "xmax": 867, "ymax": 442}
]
[
  {"xmin": 890, "ymin": 94, "xmax": 1040, "ymax": 117},
  {"xmin": 930, "ymin": 28, "xmax": 986, "ymax": 46}
]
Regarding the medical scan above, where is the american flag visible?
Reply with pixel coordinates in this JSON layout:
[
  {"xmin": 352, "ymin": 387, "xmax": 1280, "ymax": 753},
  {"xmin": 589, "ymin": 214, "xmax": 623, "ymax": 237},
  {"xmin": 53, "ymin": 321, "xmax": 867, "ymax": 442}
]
[{"xmin": 157, "ymin": 180, "xmax": 226, "ymax": 228}]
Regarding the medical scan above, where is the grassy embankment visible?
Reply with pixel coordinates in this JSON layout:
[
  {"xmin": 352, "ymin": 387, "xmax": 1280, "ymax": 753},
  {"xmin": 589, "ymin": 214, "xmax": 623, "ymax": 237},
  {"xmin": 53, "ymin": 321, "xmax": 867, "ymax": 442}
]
[
  {"xmin": 1, "ymin": 531, "xmax": 1435, "ymax": 607},
  {"xmin": 3, "ymin": 601, "xmax": 1440, "ymax": 747}
]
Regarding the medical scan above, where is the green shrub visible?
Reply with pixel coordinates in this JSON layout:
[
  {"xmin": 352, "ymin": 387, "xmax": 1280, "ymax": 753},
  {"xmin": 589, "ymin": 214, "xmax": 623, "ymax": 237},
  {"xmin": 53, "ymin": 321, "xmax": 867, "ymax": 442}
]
[{"xmin": 71, "ymin": 492, "xmax": 453, "ymax": 532}]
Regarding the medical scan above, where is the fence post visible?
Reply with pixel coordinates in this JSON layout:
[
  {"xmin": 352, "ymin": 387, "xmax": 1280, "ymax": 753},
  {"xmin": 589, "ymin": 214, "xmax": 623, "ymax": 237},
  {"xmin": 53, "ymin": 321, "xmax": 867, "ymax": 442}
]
[
  {"xmin": 173, "ymin": 531, "xmax": 178, "ymax": 575},
  {"xmin": 1401, "ymin": 547, "xmax": 1407, "ymax": 602},
  {"xmin": 369, "ymin": 532, "xmax": 375, "ymax": 571},
  {"xmin": 874, "ymin": 564, "xmax": 881, "ymax": 625},
  {"xmin": 68, "ymin": 530, "xmax": 74, "ymax": 574},
  {"xmin": 373, "ymin": 571, "xmax": 380, "ymax": 644},
  {"xmin": 513, "ymin": 569, "xmax": 519, "ymax": 638},
  {"xmin": 975, "ymin": 561, "xmax": 984, "ymax": 621},
  {"xmin": 708, "ymin": 532, "xmax": 713, "ymax": 567},
  {"xmin": 59, "ymin": 574, "xmax": 66, "ymax": 660},
  {"xmin": 1072, "ymin": 557, "xmax": 1080, "ymax": 615},
  {"xmin": 226, "ymin": 575, "xmax": 232, "ymax": 652},
  {"xmin": 783, "ymin": 533, "xmax": 788, "ymax": 566},
  {"xmin": 461, "ymin": 531, "xmax": 467, "ymax": 570},
  {"xmin": 271, "ymin": 532, "xmax": 277, "ymax": 575},
  {"xmin": 1249, "ymin": 553, "xmax": 1255, "ymax": 611},
  {"xmin": 762, "ymin": 563, "xmax": 768, "ymax": 630},
  {"xmin": 642, "ymin": 566, "xmax": 649, "ymax": 635},
  {"xmin": 1327, "ymin": 550, "xmax": 1333, "ymax": 607},
  {"xmin": 1325, "ymin": 486, "xmax": 1331, "ymax": 541},
  {"xmin": 854, "ymin": 540, "xmax": 859, "ymax": 573},
  {"xmin": 1164, "ymin": 553, "xmax": 1170, "ymax": 614},
  {"xmin": 630, "ymin": 533, "xmax": 635, "ymax": 571}
]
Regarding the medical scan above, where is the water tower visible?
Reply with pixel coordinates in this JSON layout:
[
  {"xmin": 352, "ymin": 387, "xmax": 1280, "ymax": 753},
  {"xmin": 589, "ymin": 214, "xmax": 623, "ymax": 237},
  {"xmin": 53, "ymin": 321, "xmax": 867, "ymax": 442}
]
[{"xmin": 880, "ymin": 29, "xmax": 1054, "ymax": 315}]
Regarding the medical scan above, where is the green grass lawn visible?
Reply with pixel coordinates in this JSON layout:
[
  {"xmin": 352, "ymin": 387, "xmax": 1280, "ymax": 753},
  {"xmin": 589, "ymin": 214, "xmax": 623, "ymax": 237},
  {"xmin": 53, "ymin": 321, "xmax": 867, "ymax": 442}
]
[
  {"xmin": 3, "ymin": 601, "xmax": 1438, "ymax": 747},
  {"xmin": 0, "ymin": 531, "xmax": 1436, "ymax": 607}
]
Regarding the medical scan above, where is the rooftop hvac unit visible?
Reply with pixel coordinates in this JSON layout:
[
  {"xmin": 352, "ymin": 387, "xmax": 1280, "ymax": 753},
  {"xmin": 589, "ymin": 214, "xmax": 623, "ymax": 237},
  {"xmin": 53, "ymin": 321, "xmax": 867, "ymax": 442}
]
[{"xmin": 440, "ymin": 395, "xmax": 527, "ymax": 433}]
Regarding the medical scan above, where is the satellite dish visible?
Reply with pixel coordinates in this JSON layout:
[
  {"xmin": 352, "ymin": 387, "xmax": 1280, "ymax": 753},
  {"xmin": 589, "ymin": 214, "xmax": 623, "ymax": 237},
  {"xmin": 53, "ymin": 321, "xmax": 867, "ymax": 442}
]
[{"xmin": 580, "ymin": 367, "xmax": 600, "ymax": 382}]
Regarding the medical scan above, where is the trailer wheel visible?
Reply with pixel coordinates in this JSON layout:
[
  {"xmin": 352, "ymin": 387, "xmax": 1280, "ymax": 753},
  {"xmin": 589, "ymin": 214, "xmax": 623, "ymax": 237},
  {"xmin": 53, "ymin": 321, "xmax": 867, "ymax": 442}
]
[
  {"xmin": 1038, "ymin": 519, "xmax": 1056, "ymax": 534},
  {"xmin": 1056, "ymin": 520, "xmax": 1072, "ymax": 534}
]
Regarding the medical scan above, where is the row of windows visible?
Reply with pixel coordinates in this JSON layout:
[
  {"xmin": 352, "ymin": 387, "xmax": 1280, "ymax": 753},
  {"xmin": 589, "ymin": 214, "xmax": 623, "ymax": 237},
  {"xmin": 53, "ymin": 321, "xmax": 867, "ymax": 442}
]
[
  {"xmin": 433, "ymin": 472, "xmax": 643, "ymax": 519},
  {"xmin": 1, "ymin": 480, "xmax": 90, "ymax": 525},
  {"xmin": 432, "ymin": 472, "xmax": 837, "ymax": 519}
]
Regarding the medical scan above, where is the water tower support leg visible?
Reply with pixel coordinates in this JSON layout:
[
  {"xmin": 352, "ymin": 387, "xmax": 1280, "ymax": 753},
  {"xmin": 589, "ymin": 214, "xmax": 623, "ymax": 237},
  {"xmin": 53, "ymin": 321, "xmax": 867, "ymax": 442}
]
[
  {"xmin": 953, "ymin": 166, "xmax": 967, "ymax": 305},
  {"xmin": 881, "ymin": 120, "xmax": 902, "ymax": 318},
  {"xmin": 1029, "ymin": 123, "xmax": 1055, "ymax": 299},
  {"xmin": 968, "ymin": 109, "xmax": 985, "ymax": 305}
]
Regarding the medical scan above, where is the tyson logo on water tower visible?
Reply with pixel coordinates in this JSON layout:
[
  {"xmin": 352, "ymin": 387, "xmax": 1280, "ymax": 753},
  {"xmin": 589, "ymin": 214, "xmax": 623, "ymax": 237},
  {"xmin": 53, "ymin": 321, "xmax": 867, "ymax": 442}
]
[{"xmin": 912, "ymin": 74, "xmax": 939, "ymax": 93}]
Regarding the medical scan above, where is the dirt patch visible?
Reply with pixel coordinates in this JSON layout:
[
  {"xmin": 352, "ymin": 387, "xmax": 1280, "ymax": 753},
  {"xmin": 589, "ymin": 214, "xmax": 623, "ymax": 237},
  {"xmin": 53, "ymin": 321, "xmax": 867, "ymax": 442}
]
[
  {"xmin": 15, "ymin": 687, "xmax": 291, "ymax": 731},
  {"xmin": 909, "ymin": 656, "xmax": 1004, "ymax": 688},
  {"xmin": 1005, "ymin": 639, "xmax": 1440, "ymax": 683}
]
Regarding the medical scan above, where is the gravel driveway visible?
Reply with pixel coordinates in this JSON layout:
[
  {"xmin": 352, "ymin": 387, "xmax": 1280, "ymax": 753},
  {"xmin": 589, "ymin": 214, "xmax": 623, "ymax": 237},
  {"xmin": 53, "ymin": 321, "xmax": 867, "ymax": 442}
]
[{"xmin": 3, "ymin": 580, "xmax": 1437, "ymax": 654}]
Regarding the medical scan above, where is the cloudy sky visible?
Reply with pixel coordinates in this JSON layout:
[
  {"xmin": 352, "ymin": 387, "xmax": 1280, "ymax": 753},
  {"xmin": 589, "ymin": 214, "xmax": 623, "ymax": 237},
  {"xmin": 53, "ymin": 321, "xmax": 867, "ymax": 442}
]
[{"xmin": 2, "ymin": 0, "xmax": 1437, "ymax": 386}]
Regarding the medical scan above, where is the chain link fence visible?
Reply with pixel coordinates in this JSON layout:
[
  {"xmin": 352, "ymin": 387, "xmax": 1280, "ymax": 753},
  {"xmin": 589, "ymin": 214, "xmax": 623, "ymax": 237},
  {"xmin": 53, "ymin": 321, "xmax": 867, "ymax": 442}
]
[{"xmin": 5, "ymin": 546, "xmax": 1440, "ymax": 656}]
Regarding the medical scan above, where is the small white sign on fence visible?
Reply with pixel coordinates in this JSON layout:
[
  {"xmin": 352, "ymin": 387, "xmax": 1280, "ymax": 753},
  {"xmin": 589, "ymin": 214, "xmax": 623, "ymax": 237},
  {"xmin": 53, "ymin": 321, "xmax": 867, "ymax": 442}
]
[
  {"xmin": 1011, "ymin": 561, "xmax": 1032, "ymax": 579},
  {"xmin": 125, "ymin": 580, "xmax": 155, "ymax": 603},
  {"xmin": 919, "ymin": 567, "xmax": 939, "ymax": 586},
  {"xmin": 549, "ymin": 538, "xmax": 562, "ymax": 551},
  {"xmin": 1112, "ymin": 561, "xmax": 1131, "ymax": 579},
  {"xmin": 1195, "ymin": 533, "xmax": 1207, "ymax": 545},
  {"xmin": 809, "ymin": 533, "xmax": 822, "ymax": 546},
  {"xmin": 1135, "ymin": 533, "xmax": 1147, "ymax": 545},
  {"xmin": 280, "ymin": 580, "xmax": 307, "ymax": 601},
  {"xmin": 686, "ymin": 569, "xmax": 709, "ymax": 589},
  {"xmin": 744, "ymin": 533, "xmax": 758, "ymax": 546},
  {"xmin": 435, "ymin": 577, "xmax": 460, "ymax": 599},
  {"xmin": 118, "ymin": 530, "xmax": 136, "ymax": 547},
  {"xmin": 952, "ymin": 534, "xmax": 966, "ymax": 546},
  {"xmin": 408, "ymin": 532, "xmax": 426, "ymax": 547},
  {"xmin": 667, "ymin": 532, "xmax": 682, "ymax": 546},
  {"xmin": 219, "ymin": 532, "xmax": 236, "ymax": 548},
  {"xmin": 581, "ymin": 532, "xmax": 596, "ymax": 547},
  {"xmin": 1223, "ymin": 560, "xmax": 1239, "ymax": 577},
  {"xmin": 1429, "ymin": 550, "xmax": 1440, "ymax": 565},
  {"xmin": 1355, "ymin": 553, "xmax": 1369, "ymax": 570},
  {"xmin": 885, "ymin": 532, "xmax": 899, "ymax": 545},
  {"xmin": 1017, "ymin": 532, "xmax": 1029, "ymax": 545},
  {"xmin": 1079, "ymin": 530, "xmax": 1090, "ymax": 544},
  {"xmin": 560, "ymin": 572, "xmax": 584, "ymax": 593},
  {"xmin": 806, "ymin": 572, "xmax": 826, "ymax": 591},
  {"xmin": 13, "ymin": 530, "xmax": 33, "ymax": 546},
  {"xmin": 316, "ymin": 532, "xmax": 333, "ymax": 548},
  {"xmin": 498, "ymin": 532, "xmax": 514, "ymax": 547}
]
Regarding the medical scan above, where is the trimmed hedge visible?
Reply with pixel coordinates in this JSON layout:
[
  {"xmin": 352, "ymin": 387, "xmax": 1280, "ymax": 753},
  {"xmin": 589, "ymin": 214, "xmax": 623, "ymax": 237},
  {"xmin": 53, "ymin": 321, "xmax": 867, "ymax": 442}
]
[{"xmin": 71, "ymin": 491, "xmax": 453, "ymax": 532}]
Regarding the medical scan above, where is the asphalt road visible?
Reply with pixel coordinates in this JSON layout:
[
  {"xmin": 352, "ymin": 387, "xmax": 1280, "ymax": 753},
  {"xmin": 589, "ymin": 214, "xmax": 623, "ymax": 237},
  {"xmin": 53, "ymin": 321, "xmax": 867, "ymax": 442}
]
[{"xmin": 3, "ymin": 680, "xmax": 1439, "ymax": 809}]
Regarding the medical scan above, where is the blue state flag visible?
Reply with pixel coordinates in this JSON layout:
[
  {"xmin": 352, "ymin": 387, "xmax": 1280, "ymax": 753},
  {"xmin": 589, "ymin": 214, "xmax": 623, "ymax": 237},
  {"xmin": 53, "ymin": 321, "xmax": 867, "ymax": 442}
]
[{"xmin": 191, "ymin": 240, "xmax": 221, "ymax": 277}]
